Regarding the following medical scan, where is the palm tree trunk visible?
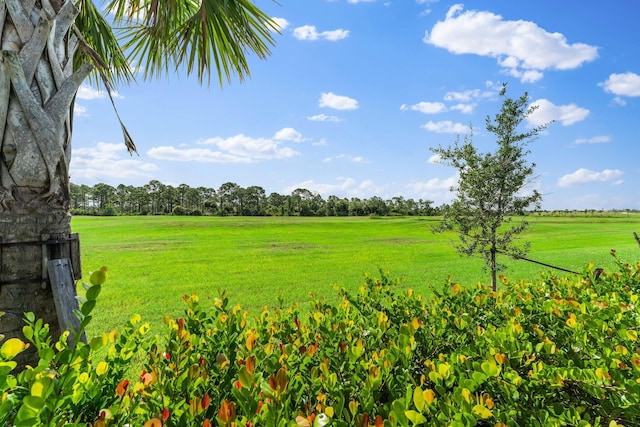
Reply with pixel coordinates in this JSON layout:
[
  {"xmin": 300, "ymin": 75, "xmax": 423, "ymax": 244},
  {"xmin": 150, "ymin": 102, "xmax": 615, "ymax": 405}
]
[{"xmin": 1, "ymin": 0, "xmax": 91, "ymax": 367}]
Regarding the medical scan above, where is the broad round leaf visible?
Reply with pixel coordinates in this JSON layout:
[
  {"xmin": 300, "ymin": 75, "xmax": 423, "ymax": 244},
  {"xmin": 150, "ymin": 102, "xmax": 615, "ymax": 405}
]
[
  {"xmin": 1, "ymin": 338, "xmax": 26, "ymax": 359},
  {"xmin": 90, "ymin": 270, "xmax": 108, "ymax": 286}
]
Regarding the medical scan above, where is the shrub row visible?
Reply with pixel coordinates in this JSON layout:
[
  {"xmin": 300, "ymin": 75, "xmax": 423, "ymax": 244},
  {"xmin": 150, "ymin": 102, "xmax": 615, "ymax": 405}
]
[{"xmin": 1, "ymin": 253, "xmax": 640, "ymax": 426}]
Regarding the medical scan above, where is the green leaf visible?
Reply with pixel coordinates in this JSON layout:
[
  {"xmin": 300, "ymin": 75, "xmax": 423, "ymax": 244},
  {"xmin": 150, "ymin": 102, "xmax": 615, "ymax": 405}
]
[
  {"xmin": 238, "ymin": 366, "xmax": 254, "ymax": 389},
  {"xmin": 31, "ymin": 377, "xmax": 54, "ymax": 399},
  {"xmin": 405, "ymin": 410, "xmax": 427, "ymax": 425},
  {"xmin": 23, "ymin": 395, "xmax": 45, "ymax": 410},
  {"xmin": 38, "ymin": 347, "xmax": 55, "ymax": 363},
  {"xmin": 471, "ymin": 371, "xmax": 488, "ymax": 385},
  {"xmin": 22, "ymin": 326, "xmax": 34, "ymax": 341},
  {"xmin": 86, "ymin": 284, "xmax": 102, "ymax": 301},
  {"xmin": 0, "ymin": 361, "xmax": 17, "ymax": 375},
  {"xmin": 481, "ymin": 360, "xmax": 500, "ymax": 377},
  {"xmin": 89, "ymin": 270, "xmax": 107, "ymax": 286},
  {"xmin": 81, "ymin": 300, "xmax": 96, "ymax": 317},
  {"xmin": 89, "ymin": 335, "xmax": 106, "ymax": 351}
]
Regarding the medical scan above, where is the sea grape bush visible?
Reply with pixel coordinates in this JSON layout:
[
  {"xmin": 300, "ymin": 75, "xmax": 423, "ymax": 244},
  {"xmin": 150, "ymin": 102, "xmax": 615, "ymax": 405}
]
[{"xmin": 1, "ymin": 253, "xmax": 640, "ymax": 426}]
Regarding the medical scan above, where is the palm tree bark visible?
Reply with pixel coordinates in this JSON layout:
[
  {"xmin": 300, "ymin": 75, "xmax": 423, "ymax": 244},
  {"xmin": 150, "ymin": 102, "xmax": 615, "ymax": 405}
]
[{"xmin": 1, "ymin": 0, "xmax": 89, "ymax": 367}]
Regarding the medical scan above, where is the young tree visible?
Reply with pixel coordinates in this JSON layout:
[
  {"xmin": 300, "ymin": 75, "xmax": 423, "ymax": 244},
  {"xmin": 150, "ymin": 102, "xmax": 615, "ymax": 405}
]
[
  {"xmin": 431, "ymin": 84, "xmax": 552, "ymax": 291},
  {"xmin": 0, "ymin": 0, "xmax": 277, "ymax": 364}
]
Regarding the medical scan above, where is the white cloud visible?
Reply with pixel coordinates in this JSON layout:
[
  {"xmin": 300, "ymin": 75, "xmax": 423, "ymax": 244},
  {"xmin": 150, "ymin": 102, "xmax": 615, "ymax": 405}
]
[
  {"xmin": 401, "ymin": 101, "xmax": 447, "ymax": 114},
  {"xmin": 408, "ymin": 175, "xmax": 457, "ymax": 192},
  {"xmin": 450, "ymin": 103, "xmax": 474, "ymax": 114},
  {"xmin": 444, "ymin": 88, "xmax": 494, "ymax": 102},
  {"xmin": 70, "ymin": 142, "xmax": 157, "ymax": 182},
  {"xmin": 312, "ymin": 139, "xmax": 328, "ymax": 146},
  {"xmin": 527, "ymin": 99, "xmax": 589, "ymax": 127},
  {"xmin": 307, "ymin": 114, "xmax": 342, "ymax": 122},
  {"xmin": 427, "ymin": 154, "xmax": 441, "ymax": 164},
  {"xmin": 406, "ymin": 174, "xmax": 458, "ymax": 203},
  {"xmin": 274, "ymin": 127, "xmax": 306, "ymax": 142},
  {"xmin": 424, "ymin": 4, "xmax": 598, "ymax": 83},
  {"xmin": 74, "ymin": 142, "xmax": 127, "ymax": 160},
  {"xmin": 293, "ymin": 25, "xmax": 349, "ymax": 41},
  {"xmin": 574, "ymin": 135, "xmax": 611, "ymax": 144},
  {"xmin": 421, "ymin": 120, "xmax": 470, "ymax": 134},
  {"xmin": 76, "ymin": 84, "xmax": 123, "ymax": 100},
  {"xmin": 325, "ymin": 154, "xmax": 371, "ymax": 164},
  {"xmin": 340, "ymin": 154, "xmax": 369, "ymax": 163},
  {"xmin": 192, "ymin": 133, "xmax": 302, "ymax": 161},
  {"xmin": 612, "ymin": 96, "xmax": 627, "ymax": 106},
  {"xmin": 284, "ymin": 177, "xmax": 384, "ymax": 198},
  {"xmin": 147, "ymin": 146, "xmax": 253, "ymax": 163},
  {"xmin": 557, "ymin": 168, "xmax": 624, "ymax": 187},
  {"xmin": 76, "ymin": 85, "xmax": 105, "ymax": 100},
  {"xmin": 74, "ymin": 104, "xmax": 89, "ymax": 117},
  {"xmin": 347, "ymin": 0, "xmax": 376, "ymax": 3},
  {"xmin": 599, "ymin": 72, "xmax": 640, "ymax": 97},
  {"xmin": 271, "ymin": 17, "xmax": 289, "ymax": 31},
  {"xmin": 319, "ymin": 92, "xmax": 359, "ymax": 110},
  {"xmin": 416, "ymin": 0, "xmax": 439, "ymax": 14}
]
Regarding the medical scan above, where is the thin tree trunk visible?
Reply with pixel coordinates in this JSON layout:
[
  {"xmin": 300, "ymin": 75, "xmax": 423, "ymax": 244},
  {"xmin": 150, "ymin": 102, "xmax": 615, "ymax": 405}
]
[
  {"xmin": 490, "ymin": 244, "xmax": 497, "ymax": 292},
  {"xmin": 1, "ymin": 0, "xmax": 90, "ymax": 367}
]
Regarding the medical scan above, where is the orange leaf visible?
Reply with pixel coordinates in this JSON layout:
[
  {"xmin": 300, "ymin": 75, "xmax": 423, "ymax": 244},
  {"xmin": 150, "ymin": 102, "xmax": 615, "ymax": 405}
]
[
  {"xmin": 116, "ymin": 379, "xmax": 129, "ymax": 398},
  {"xmin": 245, "ymin": 356, "xmax": 256, "ymax": 374},
  {"xmin": 246, "ymin": 332, "xmax": 258, "ymax": 352},
  {"xmin": 494, "ymin": 353, "xmax": 507, "ymax": 365},
  {"xmin": 143, "ymin": 418, "xmax": 162, "ymax": 427},
  {"xmin": 218, "ymin": 400, "xmax": 236, "ymax": 423}
]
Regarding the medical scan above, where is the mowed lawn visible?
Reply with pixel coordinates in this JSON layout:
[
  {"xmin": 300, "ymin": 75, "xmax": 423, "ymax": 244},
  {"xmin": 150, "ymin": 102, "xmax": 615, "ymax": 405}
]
[{"xmin": 72, "ymin": 215, "xmax": 640, "ymax": 336}]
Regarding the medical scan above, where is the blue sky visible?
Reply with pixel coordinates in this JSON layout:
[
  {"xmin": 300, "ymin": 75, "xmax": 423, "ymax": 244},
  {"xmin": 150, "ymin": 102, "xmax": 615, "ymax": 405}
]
[{"xmin": 71, "ymin": 1, "xmax": 640, "ymax": 210}]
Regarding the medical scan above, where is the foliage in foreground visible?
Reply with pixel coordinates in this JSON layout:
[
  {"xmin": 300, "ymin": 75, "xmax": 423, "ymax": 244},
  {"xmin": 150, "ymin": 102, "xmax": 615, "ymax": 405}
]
[{"xmin": 1, "ymin": 253, "xmax": 640, "ymax": 426}]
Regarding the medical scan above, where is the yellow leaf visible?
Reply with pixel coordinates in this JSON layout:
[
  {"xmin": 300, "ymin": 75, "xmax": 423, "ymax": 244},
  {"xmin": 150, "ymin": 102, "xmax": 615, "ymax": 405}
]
[
  {"xmin": 494, "ymin": 353, "xmax": 507, "ymax": 365},
  {"xmin": 348, "ymin": 400, "xmax": 359, "ymax": 416},
  {"xmin": 424, "ymin": 388, "xmax": 435, "ymax": 405},
  {"xmin": 1, "ymin": 338, "xmax": 26, "ymax": 359},
  {"xmin": 96, "ymin": 361, "xmax": 109, "ymax": 376},
  {"xmin": 77, "ymin": 372, "xmax": 89, "ymax": 384},
  {"xmin": 295, "ymin": 416, "xmax": 311, "ymax": 427},
  {"xmin": 472, "ymin": 404, "xmax": 492, "ymax": 419},
  {"xmin": 130, "ymin": 314, "xmax": 142, "ymax": 325},
  {"xmin": 461, "ymin": 388, "xmax": 472, "ymax": 403}
]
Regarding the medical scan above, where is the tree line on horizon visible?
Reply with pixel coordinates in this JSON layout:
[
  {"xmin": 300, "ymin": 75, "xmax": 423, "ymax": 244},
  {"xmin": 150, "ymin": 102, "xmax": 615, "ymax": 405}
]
[
  {"xmin": 70, "ymin": 181, "xmax": 441, "ymax": 217},
  {"xmin": 70, "ymin": 181, "xmax": 636, "ymax": 218}
]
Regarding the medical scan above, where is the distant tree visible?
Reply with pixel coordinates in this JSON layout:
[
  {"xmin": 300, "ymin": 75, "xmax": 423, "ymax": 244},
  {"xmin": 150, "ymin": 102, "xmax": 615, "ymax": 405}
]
[
  {"xmin": 92, "ymin": 183, "xmax": 116, "ymax": 212},
  {"xmin": 431, "ymin": 84, "xmax": 552, "ymax": 291},
  {"xmin": 366, "ymin": 196, "xmax": 389, "ymax": 216},
  {"xmin": 243, "ymin": 186, "xmax": 267, "ymax": 215},
  {"xmin": 266, "ymin": 192, "xmax": 287, "ymax": 216},
  {"xmin": 218, "ymin": 182, "xmax": 242, "ymax": 215}
]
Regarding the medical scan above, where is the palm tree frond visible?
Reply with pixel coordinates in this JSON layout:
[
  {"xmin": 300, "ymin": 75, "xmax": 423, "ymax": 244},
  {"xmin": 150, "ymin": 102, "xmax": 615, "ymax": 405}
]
[
  {"xmin": 109, "ymin": 0, "xmax": 277, "ymax": 86},
  {"xmin": 74, "ymin": 0, "xmax": 134, "ymax": 86}
]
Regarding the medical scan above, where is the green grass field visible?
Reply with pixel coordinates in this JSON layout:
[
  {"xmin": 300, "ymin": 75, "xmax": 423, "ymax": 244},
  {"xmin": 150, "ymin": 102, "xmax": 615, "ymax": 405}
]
[{"xmin": 71, "ymin": 215, "xmax": 640, "ymax": 336}]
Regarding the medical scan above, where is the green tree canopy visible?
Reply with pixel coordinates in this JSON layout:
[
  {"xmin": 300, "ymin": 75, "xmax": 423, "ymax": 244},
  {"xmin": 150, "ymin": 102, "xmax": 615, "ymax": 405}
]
[{"xmin": 431, "ymin": 84, "xmax": 553, "ymax": 290}]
